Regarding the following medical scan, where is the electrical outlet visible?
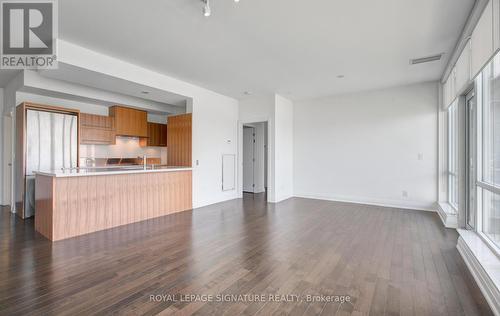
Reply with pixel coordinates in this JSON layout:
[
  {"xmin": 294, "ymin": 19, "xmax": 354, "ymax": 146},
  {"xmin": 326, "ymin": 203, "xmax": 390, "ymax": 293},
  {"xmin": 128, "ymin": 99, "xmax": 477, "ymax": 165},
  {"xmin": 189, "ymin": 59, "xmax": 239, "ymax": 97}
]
[
  {"xmin": 418, "ymin": 153, "xmax": 424, "ymax": 161},
  {"xmin": 402, "ymin": 190, "xmax": 408, "ymax": 198}
]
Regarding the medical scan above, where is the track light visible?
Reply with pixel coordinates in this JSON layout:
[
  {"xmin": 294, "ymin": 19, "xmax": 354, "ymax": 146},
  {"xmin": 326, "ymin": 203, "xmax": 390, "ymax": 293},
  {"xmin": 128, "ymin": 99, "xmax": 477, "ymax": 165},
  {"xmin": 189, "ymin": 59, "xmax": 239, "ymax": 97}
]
[
  {"xmin": 201, "ymin": 0, "xmax": 240, "ymax": 17},
  {"xmin": 202, "ymin": 0, "xmax": 211, "ymax": 17}
]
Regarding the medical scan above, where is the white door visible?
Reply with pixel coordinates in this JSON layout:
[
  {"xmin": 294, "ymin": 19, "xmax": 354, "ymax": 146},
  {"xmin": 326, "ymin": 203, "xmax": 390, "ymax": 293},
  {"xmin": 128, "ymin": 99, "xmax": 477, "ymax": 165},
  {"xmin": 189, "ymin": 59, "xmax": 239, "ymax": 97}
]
[
  {"xmin": 2, "ymin": 115, "xmax": 12, "ymax": 206},
  {"xmin": 242, "ymin": 126, "xmax": 255, "ymax": 193}
]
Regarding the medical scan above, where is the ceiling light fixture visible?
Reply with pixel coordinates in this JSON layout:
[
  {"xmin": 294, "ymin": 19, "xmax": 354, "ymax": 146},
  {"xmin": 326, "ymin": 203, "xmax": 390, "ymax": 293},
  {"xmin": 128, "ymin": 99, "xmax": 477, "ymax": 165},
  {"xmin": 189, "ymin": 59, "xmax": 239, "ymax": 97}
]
[
  {"xmin": 202, "ymin": 0, "xmax": 211, "ymax": 17},
  {"xmin": 336, "ymin": 75, "xmax": 345, "ymax": 79},
  {"xmin": 201, "ymin": 0, "xmax": 240, "ymax": 17}
]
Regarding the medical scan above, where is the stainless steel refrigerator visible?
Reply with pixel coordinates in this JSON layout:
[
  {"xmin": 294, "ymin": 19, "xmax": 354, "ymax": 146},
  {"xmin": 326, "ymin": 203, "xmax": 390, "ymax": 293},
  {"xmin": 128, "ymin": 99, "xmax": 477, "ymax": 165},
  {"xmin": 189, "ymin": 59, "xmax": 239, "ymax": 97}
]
[{"xmin": 24, "ymin": 109, "xmax": 78, "ymax": 218}]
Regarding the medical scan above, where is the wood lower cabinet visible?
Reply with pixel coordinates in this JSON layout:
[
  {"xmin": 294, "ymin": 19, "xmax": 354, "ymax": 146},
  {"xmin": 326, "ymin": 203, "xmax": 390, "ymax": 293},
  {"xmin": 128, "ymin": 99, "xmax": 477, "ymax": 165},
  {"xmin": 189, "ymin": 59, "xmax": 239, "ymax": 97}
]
[
  {"xmin": 140, "ymin": 122, "xmax": 167, "ymax": 147},
  {"xmin": 80, "ymin": 113, "xmax": 115, "ymax": 145},
  {"xmin": 109, "ymin": 106, "xmax": 147, "ymax": 137},
  {"xmin": 35, "ymin": 170, "xmax": 193, "ymax": 241},
  {"xmin": 167, "ymin": 113, "xmax": 192, "ymax": 167}
]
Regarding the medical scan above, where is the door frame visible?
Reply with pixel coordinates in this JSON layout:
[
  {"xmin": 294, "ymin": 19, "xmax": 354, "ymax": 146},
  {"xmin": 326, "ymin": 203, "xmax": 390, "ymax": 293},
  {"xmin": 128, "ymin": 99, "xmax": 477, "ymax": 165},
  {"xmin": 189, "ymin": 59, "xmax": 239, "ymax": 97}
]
[
  {"xmin": 2, "ymin": 113, "xmax": 13, "ymax": 207},
  {"xmin": 242, "ymin": 126, "xmax": 255, "ymax": 193},
  {"xmin": 237, "ymin": 118, "xmax": 272, "ymax": 202}
]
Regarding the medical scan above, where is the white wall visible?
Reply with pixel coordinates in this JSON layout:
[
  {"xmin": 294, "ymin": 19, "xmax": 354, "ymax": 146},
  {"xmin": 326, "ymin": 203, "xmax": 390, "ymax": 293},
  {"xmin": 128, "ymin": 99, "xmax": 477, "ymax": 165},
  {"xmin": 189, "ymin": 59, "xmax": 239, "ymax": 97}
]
[
  {"xmin": 148, "ymin": 113, "xmax": 168, "ymax": 124},
  {"xmin": 2, "ymin": 114, "xmax": 12, "ymax": 207},
  {"xmin": 192, "ymin": 91, "xmax": 238, "ymax": 207},
  {"xmin": 294, "ymin": 82, "xmax": 439, "ymax": 211},
  {"xmin": 274, "ymin": 95, "xmax": 294, "ymax": 201},
  {"xmin": 3, "ymin": 73, "xmax": 21, "ymax": 210},
  {"xmin": 81, "ymin": 138, "xmax": 164, "ymax": 160},
  {"xmin": 239, "ymin": 96, "xmax": 276, "ymax": 123}
]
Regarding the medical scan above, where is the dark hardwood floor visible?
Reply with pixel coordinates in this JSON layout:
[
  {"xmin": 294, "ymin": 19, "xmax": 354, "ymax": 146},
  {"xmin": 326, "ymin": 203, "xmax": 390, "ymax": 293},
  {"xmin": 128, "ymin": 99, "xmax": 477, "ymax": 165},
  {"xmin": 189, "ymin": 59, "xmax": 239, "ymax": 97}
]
[{"xmin": 0, "ymin": 194, "xmax": 493, "ymax": 315}]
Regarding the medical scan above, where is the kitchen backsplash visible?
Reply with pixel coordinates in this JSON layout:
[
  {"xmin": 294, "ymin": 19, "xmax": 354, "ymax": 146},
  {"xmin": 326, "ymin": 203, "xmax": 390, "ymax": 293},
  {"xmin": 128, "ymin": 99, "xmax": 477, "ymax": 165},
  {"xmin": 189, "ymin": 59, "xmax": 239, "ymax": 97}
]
[{"xmin": 80, "ymin": 136, "xmax": 167, "ymax": 163}]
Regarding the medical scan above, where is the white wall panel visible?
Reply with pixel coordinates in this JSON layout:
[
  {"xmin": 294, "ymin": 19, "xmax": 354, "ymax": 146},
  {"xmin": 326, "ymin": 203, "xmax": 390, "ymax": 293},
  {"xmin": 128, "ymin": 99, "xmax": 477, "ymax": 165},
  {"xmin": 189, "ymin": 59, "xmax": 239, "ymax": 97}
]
[{"xmin": 471, "ymin": 0, "xmax": 494, "ymax": 77}]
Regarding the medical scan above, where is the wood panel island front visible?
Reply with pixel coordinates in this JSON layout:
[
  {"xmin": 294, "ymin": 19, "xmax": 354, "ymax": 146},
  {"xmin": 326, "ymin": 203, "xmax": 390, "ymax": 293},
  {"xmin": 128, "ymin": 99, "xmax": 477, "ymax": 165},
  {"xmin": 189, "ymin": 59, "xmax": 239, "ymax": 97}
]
[{"xmin": 34, "ymin": 167, "xmax": 192, "ymax": 241}]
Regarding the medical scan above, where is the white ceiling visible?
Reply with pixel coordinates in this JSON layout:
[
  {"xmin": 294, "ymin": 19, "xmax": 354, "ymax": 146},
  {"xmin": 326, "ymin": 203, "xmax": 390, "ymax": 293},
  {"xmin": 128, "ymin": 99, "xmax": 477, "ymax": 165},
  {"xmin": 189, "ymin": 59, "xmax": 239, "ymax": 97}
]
[
  {"xmin": 57, "ymin": 0, "xmax": 474, "ymax": 100},
  {"xmin": 39, "ymin": 64, "xmax": 188, "ymax": 107}
]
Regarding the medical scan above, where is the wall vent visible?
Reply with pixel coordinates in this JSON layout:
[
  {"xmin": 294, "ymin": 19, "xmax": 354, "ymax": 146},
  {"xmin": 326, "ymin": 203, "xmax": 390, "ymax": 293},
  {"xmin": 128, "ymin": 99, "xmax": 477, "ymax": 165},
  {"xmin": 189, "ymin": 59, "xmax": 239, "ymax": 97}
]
[{"xmin": 410, "ymin": 54, "xmax": 443, "ymax": 65}]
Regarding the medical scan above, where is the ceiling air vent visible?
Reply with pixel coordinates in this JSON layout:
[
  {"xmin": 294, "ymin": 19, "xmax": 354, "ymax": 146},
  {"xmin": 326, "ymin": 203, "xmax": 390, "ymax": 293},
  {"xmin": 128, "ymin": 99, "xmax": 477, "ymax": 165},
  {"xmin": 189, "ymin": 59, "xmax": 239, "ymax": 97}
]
[{"xmin": 410, "ymin": 54, "xmax": 443, "ymax": 65}]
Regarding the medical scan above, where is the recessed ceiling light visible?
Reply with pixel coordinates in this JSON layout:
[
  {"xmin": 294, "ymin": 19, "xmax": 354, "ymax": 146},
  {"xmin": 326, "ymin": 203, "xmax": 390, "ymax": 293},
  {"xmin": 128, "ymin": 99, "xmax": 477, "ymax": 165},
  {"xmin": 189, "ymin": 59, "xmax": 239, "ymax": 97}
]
[{"xmin": 337, "ymin": 75, "xmax": 345, "ymax": 79}]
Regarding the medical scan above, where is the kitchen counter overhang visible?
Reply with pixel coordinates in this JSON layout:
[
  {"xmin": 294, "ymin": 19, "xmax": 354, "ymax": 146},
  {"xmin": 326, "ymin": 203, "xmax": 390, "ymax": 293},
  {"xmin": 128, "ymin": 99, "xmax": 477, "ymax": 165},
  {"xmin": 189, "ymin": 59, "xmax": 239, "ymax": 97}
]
[
  {"xmin": 35, "ymin": 165, "xmax": 192, "ymax": 177},
  {"xmin": 34, "ymin": 167, "xmax": 192, "ymax": 241}
]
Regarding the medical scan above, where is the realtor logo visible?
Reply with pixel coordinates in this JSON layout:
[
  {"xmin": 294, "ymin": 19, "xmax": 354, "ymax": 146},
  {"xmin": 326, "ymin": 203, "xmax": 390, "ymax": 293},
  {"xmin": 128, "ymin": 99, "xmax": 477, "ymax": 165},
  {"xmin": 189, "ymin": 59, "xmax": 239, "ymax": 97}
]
[{"xmin": 1, "ymin": 0, "xmax": 57, "ymax": 69}]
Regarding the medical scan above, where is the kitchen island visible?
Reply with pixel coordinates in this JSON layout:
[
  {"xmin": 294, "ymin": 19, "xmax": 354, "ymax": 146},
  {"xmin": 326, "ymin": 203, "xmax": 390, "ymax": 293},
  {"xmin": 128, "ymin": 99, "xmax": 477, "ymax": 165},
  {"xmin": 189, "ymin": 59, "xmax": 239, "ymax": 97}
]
[{"xmin": 34, "ymin": 166, "xmax": 192, "ymax": 241}]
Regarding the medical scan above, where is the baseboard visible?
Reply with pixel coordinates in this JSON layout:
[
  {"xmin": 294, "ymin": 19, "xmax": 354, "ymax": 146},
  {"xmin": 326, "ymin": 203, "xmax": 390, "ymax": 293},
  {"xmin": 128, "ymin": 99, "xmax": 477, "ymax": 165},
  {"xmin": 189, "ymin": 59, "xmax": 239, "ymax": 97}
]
[
  {"xmin": 293, "ymin": 193, "xmax": 436, "ymax": 212},
  {"xmin": 437, "ymin": 202, "xmax": 458, "ymax": 228},
  {"xmin": 457, "ymin": 231, "xmax": 500, "ymax": 316},
  {"xmin": 271, "ymin": 194, "xmax": 293, "ymax": 203},
  {"xmin": 193, "ymin": 194, "xmax": 239, "ymax": 209}
]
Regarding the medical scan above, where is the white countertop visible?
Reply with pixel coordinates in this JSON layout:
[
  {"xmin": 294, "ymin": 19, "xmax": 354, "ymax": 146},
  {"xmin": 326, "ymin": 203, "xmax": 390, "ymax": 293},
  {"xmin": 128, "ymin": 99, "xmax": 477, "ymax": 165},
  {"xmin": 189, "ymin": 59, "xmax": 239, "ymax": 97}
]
[{"xmin": 34, "ymin": 166, "xmax": 192, "ymax": 178}]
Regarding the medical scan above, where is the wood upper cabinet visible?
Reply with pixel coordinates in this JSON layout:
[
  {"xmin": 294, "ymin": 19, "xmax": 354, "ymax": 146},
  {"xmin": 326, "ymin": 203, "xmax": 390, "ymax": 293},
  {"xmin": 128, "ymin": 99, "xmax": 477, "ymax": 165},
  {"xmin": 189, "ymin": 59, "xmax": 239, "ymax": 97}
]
[
  {"xmin": 139, "ymin": 122, "xmax": 168, "ymax": 147},
  {"xmin": 80, "ymin": 113, "xmax": 113, "ymax": 129},
  {"xmin": 109, "ymin": 106, "xmax": 147, "ymax": 137},
  {"xmin": 471, "ymin": 0, "xmax": 494, "ymax": 77},
  {"xmin": 167, "ymin": 113, "xmax": 192, "ymax": 167},
  {"xmin": 80, "ymin": 113, "xmax": 115, "ymax": 144}
]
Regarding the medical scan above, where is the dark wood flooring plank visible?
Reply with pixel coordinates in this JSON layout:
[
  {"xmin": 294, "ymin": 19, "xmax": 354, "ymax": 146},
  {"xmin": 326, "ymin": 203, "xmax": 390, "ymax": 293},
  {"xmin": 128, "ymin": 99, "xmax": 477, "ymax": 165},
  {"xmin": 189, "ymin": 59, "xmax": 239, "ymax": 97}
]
[{"xmin": 0, "ymin": 195, "xmax": 493, "ymax": 316}]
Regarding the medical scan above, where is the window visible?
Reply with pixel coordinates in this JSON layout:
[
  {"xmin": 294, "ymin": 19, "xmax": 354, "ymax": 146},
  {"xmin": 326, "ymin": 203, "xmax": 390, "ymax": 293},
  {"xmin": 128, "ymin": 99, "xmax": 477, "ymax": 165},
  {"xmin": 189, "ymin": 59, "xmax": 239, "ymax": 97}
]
[
  {"xmin": 482, "ymin": 56, "xmax": 500, "ymax": 187},
  {"xmin": 482, "ymin": 189, "xmax": 500, "ymax": 245},
  {"xmin": 478, "ymin": 53, "xmax": 500, "ymax": 250},
  {"xmin": 448, "ymin": 101, "xmax": 459, "ymax": 211}
]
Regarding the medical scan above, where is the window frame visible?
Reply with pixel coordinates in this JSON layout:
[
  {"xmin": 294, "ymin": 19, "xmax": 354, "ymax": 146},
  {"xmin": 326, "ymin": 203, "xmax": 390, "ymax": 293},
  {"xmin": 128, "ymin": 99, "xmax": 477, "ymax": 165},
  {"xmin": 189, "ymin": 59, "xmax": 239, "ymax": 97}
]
[
  {"xmin": 474, "ymin": 55, "xmax": 500, "ymax": 256},
  {"xmin": 448, "ymin": 101, "xmax": 459, "ymax": 211}
]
